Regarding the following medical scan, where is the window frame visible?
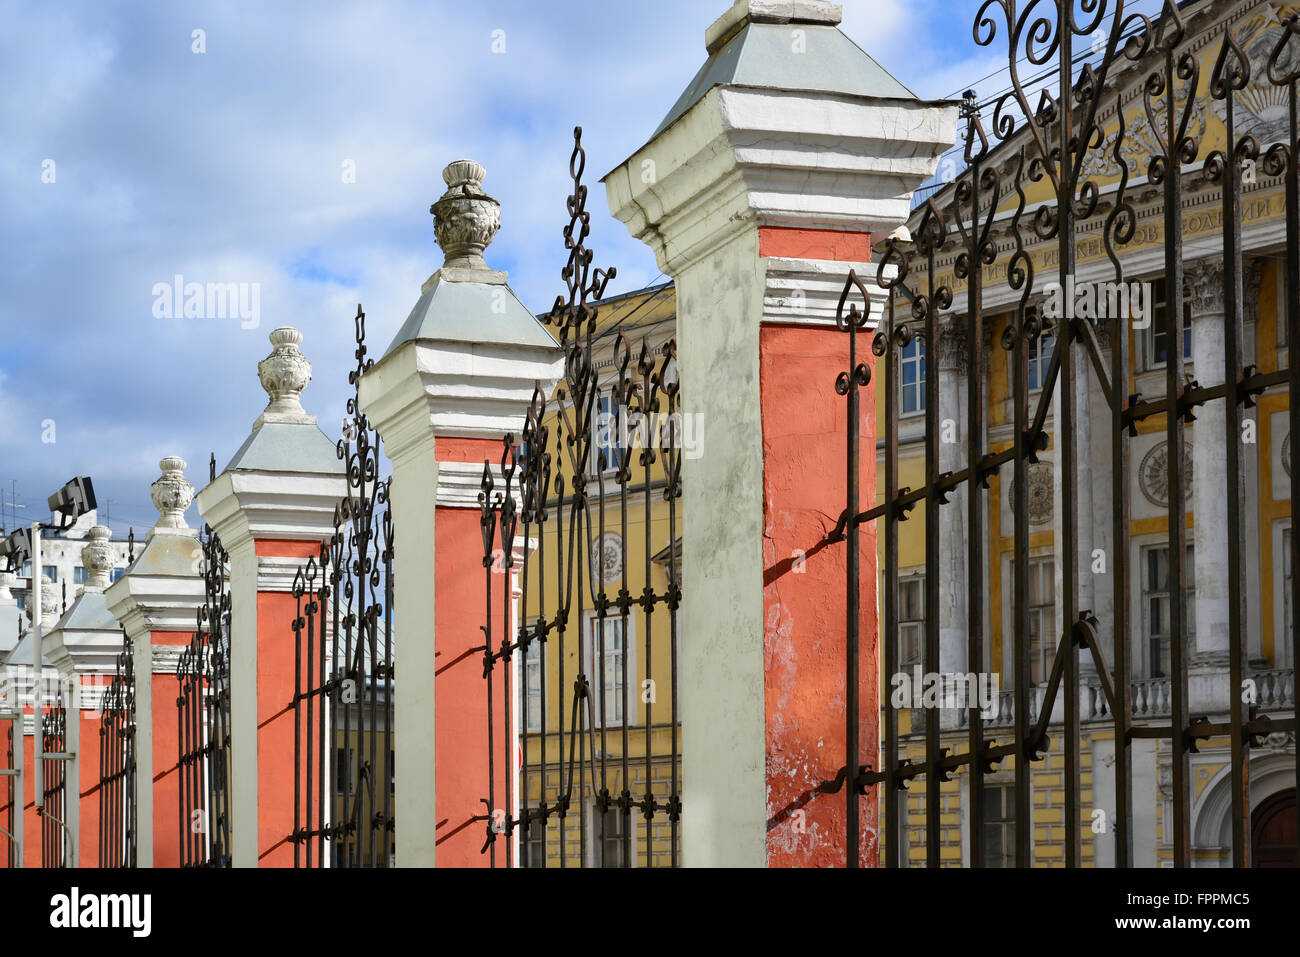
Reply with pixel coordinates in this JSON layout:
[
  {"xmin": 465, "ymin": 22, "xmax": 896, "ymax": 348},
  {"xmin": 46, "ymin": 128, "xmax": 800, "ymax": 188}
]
[
  {"xmin": 589, "ymin": 389, "xmax": 625, "ymax": 478},
  {"xmin": 586, "ymin": 798, "xmax": 634, "ymax": 868},
  {"xmin": 1145, "ymin": 276, "xmax": 1193, "ymax": 372},
  {"xmin": 979, "ymin": 781, "xmax": 1017, "ymax": 868},
  {"xmin": 1139, "ymin": 542, "xmax": 1196, "ymax": 679},
  {"xmin": 584, "ymin": 611, "xmax": 637, "ymax": 729},
  {"xmin": 899, "ymin": 336, "xmax": 926, "ymax": 418}
]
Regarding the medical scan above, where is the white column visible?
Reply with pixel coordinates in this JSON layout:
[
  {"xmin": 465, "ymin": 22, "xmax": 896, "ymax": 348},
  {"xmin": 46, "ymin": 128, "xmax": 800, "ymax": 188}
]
[
  {"xmin": 936, "ymin": 321, "xmax": 967, "ymax": 728},
  {"xmin": 1186, "ymin": 259, "xmax": 1230, "ymax": 713},
  {"xmin": 936, "ymin": 319, "xmax": 968, "ymax": 677},
  {"xmin": 105, "ymin": 457, "xmax": 206, "ymax": 869},
  {"xmin": 391, "ymin": 433, "xmax": 439, "ymax": 866}
]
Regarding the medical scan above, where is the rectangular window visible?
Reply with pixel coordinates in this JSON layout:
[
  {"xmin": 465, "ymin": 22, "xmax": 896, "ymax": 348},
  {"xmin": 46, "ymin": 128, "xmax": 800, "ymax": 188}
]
[
  {"xmin": 591, "ymin": 392, "xmax": 623, "ymax": 475},
  {"xmin": 519, "ymin": 637, "xmax": 543, "ymax": 731},
  {"xmin": 1148, "ymin": 277, "xmax": 1192, "ymax": 369},
  {"xmin": 594, "ymin": 805, "xmax": 627, "ymax": 868},
  {"xmin": 980, "ymin": 783, "xmax": 1016, "ymax": 867},
  {"xmin": 73, "ymin": 566, "xmax": 88, "ymax": 584},
  {"xmin": 524, "ymin": 822, "xmax": 545, "ymax": 868},
  {"xmin": 1028, "ymin": 558, "xmax": 1055, "ymax": 685},
  {"xmin": 1142, "ymin": 544, "xmax": 1195, "ymax": 678},
  {"xmin": 335, "ymin": 747, "xmax": 351, "ymax": 796},
  {"xmin": 1028, "ymin": 329, "xmax": 1055, "ymax": 392},
  {"xmin": 898, "ymin": 576, "xmax": 924, "ymax": 669},
  {"xmin": 587, "ymin": 615, "xmax": 632, "ymax": 727},
  {"xmin": 901, "ymin": 338, "xmax": 926, "ymax": 415}
]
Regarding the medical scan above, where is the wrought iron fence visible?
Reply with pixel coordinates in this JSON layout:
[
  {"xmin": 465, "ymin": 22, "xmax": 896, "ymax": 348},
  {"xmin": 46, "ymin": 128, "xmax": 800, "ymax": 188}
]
[
  {"xmin": 827, "ymin": 0, "xmax": 1299, "ymax": 868},
  {"xmin": 288, "ymin": 307, "xmax": 395, "ymax": 868},
  {"xmin": 40, "ymin": 703, "xmax": 65, "ymax": 868},
  {"xmin": 175, "ymin": 484, "xmax": 233, "ymax": 868},
  {"xmin": 477, "ymin": 128, "xmax": 684, "ymax": 868},
  {"xmin": 98, "ymin": 626, "xmax": 136, "ymax": 868}
]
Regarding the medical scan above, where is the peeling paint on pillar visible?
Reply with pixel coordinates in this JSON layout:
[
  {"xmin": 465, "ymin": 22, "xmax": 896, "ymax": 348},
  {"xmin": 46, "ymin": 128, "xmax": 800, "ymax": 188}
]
[{"xmin": 761, "ymin": 322, "xmax": 879, "ymax": 867}]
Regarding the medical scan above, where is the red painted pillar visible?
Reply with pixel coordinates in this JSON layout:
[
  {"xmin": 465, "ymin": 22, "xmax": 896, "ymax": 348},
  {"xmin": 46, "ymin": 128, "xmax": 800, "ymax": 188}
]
[
  {"xmin": 758, "ymin": 228, "xmax": 879, "ymax": 866},
  {"xmin": 253, "ymin": 539, "xmax": 320, "ymax": 866},
  {"xmin": 151, "ymin": 632, "xmax": 190, "ymax": 868},
  {"xmin": 431, "ymin": 438, "xmax": 516, "ymax": 865}
]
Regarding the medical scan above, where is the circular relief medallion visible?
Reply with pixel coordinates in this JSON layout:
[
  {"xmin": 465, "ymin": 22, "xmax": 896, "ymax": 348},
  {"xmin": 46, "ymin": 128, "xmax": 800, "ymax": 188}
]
[
  {"xmin": 1139, "ymin": 441, "xmax": 1194, "ymax": 508},
  {"xmin": 591, "ymin": 532, "xmax": 624, "ymax": 586},
  {"xmin": 1008, "ymin": 462, "xmax": 1054, "ymax": 527},
  {"xmin": 1283, "ymin": 432, "xmax": 1292, "ymax": 479}
]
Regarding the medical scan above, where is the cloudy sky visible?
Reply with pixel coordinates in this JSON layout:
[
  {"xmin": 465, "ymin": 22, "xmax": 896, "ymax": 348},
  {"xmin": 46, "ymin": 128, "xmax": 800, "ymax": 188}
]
[{"xmin": 0, "ymin": 0, "xmax": 1156, "ymax": 540}]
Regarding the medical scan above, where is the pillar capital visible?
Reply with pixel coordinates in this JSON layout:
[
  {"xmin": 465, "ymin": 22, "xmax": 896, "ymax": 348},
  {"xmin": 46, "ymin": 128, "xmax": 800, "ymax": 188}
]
[
  {"xmin": 106, "ymin": 456, "xmax": 205, "ymax": 641},
  {"xmin": 1184, "ymin": 258, "xmax": 1226, "ymax": 319},
  {"xmin": 359, "ymin": 159, "xmax": 563, "ymax": 504},
  {"xmin": 603, "ymin": 18, "xmax": 956, "ymax": 276},
  {"xmin": 196, "ymin": 328, "xmax": 347, "ymax": 553}
]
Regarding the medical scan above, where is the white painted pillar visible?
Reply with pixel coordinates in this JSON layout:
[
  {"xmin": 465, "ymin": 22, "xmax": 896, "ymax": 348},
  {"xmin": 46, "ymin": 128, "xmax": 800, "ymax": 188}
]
[
  {"xmin": 936, "ymin": 321, "xmax": 967, "ymax": 728},
  {"xmin": 131, "ymin": 635, "xmax": 152, "ymax": 865},
  {"xmin": 359, "ymin": 158, "xmax": 563, "ymax": 867},
  {"xmin": 105, "ymin": 457, "xmax": 206, "ymax": 868},
  {"xmin": 1186, "ymin": 259, "xmax": 1231, "ymax": 713},
  {"xmin": 44, "ymin": 524, "xmax": 125, "ymax": 868},
  {"xmin": 936, "ymin": 321, "xmax": 968, "ymax": 676}
]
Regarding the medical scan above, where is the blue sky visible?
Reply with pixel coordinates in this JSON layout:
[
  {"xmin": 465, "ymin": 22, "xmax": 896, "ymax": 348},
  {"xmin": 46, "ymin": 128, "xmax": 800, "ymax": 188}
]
[{"xmin": 0, "ymin": 0, "xmax": 1073, "ymax": 540}]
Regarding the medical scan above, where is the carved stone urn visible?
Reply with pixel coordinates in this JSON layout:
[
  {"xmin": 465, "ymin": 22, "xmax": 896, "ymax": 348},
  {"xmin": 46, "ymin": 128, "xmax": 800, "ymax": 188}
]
[{"xmin": 431, "ymin": 159, "xmax": 502, "ymax": 271}]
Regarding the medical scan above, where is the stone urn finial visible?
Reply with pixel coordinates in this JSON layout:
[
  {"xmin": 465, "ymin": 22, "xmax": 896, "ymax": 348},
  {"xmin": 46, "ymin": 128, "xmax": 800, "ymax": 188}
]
[
  {"xmin": 26, "ymin": 574, "xmax": 58, "ymax": 626},
  {"xmin": 431, "ymin": 159, "xmax": 501, "ymax": 271},
  {"xmin": 256, "ymin": 327, "xmax": 314, "ymax": 425},
  {"xmin": 150, "ymin": 456, "xmax": 195, "ymax": 534},
  {"xmin": 80, "ymin": 525, "xmax": 115, "ymax": 593}
]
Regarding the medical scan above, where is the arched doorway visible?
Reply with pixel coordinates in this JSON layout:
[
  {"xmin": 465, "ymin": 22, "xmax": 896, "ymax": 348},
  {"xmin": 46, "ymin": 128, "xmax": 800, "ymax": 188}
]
[{"xmin": 1252, "ymin": 789, "xmax": 1297, "ymax": 868}]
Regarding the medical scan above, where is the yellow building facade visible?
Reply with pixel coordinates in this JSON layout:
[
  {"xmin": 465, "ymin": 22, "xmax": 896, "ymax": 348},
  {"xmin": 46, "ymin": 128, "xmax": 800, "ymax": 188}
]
[{"xmin": 877, "ymin": 0, "xmax": 1297, "ymax": 867}]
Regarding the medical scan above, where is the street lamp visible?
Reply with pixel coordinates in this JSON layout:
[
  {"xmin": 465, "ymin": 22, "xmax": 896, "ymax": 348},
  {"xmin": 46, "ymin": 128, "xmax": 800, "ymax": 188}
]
[{"xmin": 11, "ymin": 476, "xmax": 98, "ymax": 838}]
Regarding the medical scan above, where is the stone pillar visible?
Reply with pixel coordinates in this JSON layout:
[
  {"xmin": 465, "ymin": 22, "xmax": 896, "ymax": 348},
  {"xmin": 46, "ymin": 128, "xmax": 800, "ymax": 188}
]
[
  {"xmin": 358, "ymin": 159, "xmax": 563, "ymax": 867},
  {"xmin": 0, "ymin": 572, "xmax": 19, "ymax": 867},
  {"xmin": 105, "ymin": 456, "xmax": 206, "ymax": 868},
  {"xmin": 604, "ymin": 0, "xmax": 955, "ymax": 865},
  {"xmin": 936, "ymin": 319, "xmax": 968, "ymax": 707},
  {"xmin": 6, "ymin": 575, "xmax": 58, "ymax": 867},
  {"xmin": 1186, "ymin": 259, "xmax": 1230, "ymax": 712},
  {"xmin": 43, "ymin": 525, "xmax": 123, "ymax": 866},
  {"xmin": 196, "ymin": 330, "xmax": 347, "ymax": 867}
]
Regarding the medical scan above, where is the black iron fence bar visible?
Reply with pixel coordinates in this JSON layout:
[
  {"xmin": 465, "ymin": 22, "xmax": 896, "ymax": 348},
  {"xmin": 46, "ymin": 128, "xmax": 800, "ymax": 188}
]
[
  {"xmin": 283, "ymin": 311, "xmax": 397, "ymax": 871},
  {"xmin": 484, "ymin": 129, "xmax": 682, "ymax": 868},
  {"xmin": 98, "ymin": 629, "xmax": 137, "ymax": 868},
  {"xmin": 879, "ymin": 268, "xmax": 904, "ymax": 868},
  {"xmin": 922, "ymin": 205, "xmax": 944, "ymax": 868},
  {"xmin": 1155, "ymin": 7, "xmax": 1194, "ymax": 869},
  {"xmin": 1273, "ymin": 12, "xmax": 1300, "ymax": 868},
  {"xmin": 41, "ymin": 706, "xmax": 66, "ymax": 868},
  {"xmin": 1212, "ymin": 27, "xmax": 1252, "ymax": 869}
]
